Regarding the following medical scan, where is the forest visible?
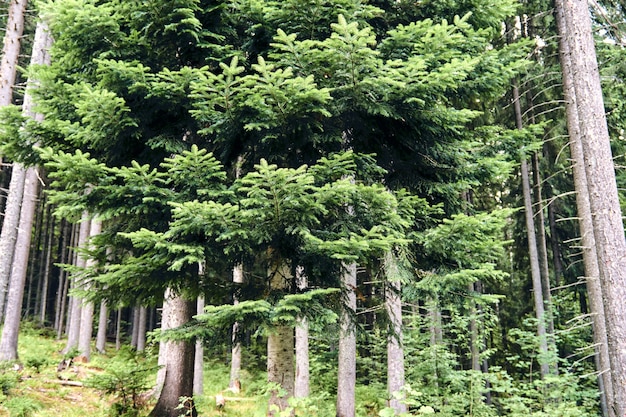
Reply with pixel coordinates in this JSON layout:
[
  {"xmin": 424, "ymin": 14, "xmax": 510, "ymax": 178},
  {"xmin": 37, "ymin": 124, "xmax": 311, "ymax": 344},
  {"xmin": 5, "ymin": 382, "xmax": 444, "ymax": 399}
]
[{"xmin": 0, "ymin": 0, "xmax": 625, "ymax": 416}]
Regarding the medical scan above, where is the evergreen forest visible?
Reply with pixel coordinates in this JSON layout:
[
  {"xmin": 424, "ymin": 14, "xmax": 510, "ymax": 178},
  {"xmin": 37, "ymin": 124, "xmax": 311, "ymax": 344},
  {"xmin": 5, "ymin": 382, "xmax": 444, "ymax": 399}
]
[{"xmin": 0, "ymin": 0, "xmax": 626, "ymax": 416}]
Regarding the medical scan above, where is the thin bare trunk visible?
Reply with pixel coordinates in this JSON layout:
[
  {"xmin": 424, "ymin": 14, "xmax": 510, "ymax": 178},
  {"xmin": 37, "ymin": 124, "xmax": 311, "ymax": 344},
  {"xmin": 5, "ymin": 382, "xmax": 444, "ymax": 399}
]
[
  {"xmin": 385, "ymin": 253, "xmax": 406, "ymax": 415},
  {"xmin": 95, "ymin": 301, "xmax": 108, "ymax": 354},
  {"xmin": 0, "ymin": 164, "xmax": 26, "ymax": 321},
  {"xmin": 0, "ymin": 0, "xmax": 29, "ymax": 319},
  {"xmin": 513, "ymin": 84, "xmax": 551, "ymax": 379},
  {"xmin": 0, "ymin": 165, "xmax": 39, "ymax": 361},
  {"xmin": 193, "ymin": 296, "xmax": 204, "ymax": 396},
  {"xmin": 267, "ymin": 260, "xmax": 294, "ymax": 416},
  {"xmin": 64, "ymin": 214, "xmax": 90, "ymax": 354},
  {"xmin": 78, "ymin": 218, "xmax": 102, "ymax": 361},
  {"xmin": 0, "ymin": 20, "xmax": 51, "ymax": 361},
  {"xmin": 131, "ymin": 306, "xmax": 140, "ymax": 348},
  {"xmin": 38, "ymin": 206, "xmax": 55, "ymax": 325},
  {"xmin": 115, "ymin": 307, "xmax": 122, "ymax": 351},
  {"xmin": 54, "ymin": 221, "xmax": 71, "ymax": 336},
  {"xmin": 336, "ymin": 262, "xmax": 357, "ymax": 417},
  {"xmin": 555, "ymin": 4, "xmax": 615, "ymax": 414},
  {"xmin": 0, "ymin": 0, "xmax": 28, "ymax": 105},
  {"xmin": 229, "ymin": 264, "xmax": 243, "ymax": 390},
  {"xmin": 294, "ymin": 266, "xmax": 309, "ymax": 398},
  {"xmin": 136, "ymin": 305, "xmax": 147, "ymax": 352}
]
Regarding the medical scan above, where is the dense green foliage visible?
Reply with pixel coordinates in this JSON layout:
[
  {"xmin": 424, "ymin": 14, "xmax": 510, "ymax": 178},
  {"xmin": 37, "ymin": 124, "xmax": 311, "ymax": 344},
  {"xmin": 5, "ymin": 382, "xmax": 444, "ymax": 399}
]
[{"xmin": 2, "ymin": 0, "xmax": 625, "ymax": 415}]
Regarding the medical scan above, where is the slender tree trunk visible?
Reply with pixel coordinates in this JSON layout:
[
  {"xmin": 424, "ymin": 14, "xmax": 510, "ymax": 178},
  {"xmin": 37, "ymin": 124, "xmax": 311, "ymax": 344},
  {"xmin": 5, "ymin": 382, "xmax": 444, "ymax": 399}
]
[
  {"xmin": 115, "ymin": 307, "xmax": 122, "ymax": 351},
  {"xmin": 0, "ymin": 164, "xmax": 26, "ymax": 321},
  {"xmin": 131, "ymin": 306, "xmax": 140, "ymax": 349},
  {"xmin": 513, "ymin": 84, "xmax": 552, "ymax": 379},
  {"xmin": 38, "ymin": 205, "xmax": 54, "ymax": 325},
  {"xmin": 193, "ymin": 296, "xmax": 204, "ymax": 396},
  {"xmin": 428, "ymin": 296, "xmax": 442, "ymax": 393},
  {"xmin": 64, "ymin": 214, "xmax": 90, "ymax": 354},
  {"xmin": 547, "ymin": 196, "xmax": 564, "ymax": 288},
  {"xmin": 0, "ymin": 20, "xmax": 51, "ymax": 361},
  {"xmin": 555, "ymin": 4, "xmax": 615, "ymax": 415},
  {"xmin": 294, "ymin": 266, "xmax": 310, "ymax": 398},
  {"xmin": 560, "ymin": 1, "xmax": 626, "ymax": 414},
  {"xmin": 0, "ymin": 165, "xmax": 39, "ymax": 361},
  {"xmin": 531, "ymin": 154, "xmax": 558, "ymax": 373},
  {"xmin": 469, "ymin": 283, "xmax": 481, "ymax": 371},
  {"xmin": 229, "ymin": 264, "xmax": 243, "ymax": 390},
  {"xmin": 0, "ymin": 0, "xmax": 27, "ymax": 105},
  {"xmin": 337, "ymin": 262, "xmax": 357, "ymax": 417},
  {"xmin": 0, "ymin": 0, "xmax": 33, "ymax": 320},
  {"xmin": 267, "ymin": 260, "xmax": 294, "ymax": 416},
  {"xmin": 78, "ymin": 218, "xmax": 102, "ymax": 361},
  {"xmin": 384, "ymin": 253, "xmax": 406, "ymax": 415},
  {"xmin": 54, "ymin": 221, "xmax": 71, "ymax": 335},
  {"xmin": 136, "ymin": 305, "xmax": 147, "ymax": 352},
  {"xmin": 95, "ymin": 301, "xmax": 108, "ymax": 354},
  {"xmin": 150, "ymin": 289, "xmax": 197, "ymax": 417}
]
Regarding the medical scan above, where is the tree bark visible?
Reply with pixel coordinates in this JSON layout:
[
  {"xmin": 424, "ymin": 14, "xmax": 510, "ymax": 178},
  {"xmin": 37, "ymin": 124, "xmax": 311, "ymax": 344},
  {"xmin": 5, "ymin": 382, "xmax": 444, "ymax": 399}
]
[
  {"xmin": 554, "ymin": 3, "xmax": 615, "ymax": 415},
  {"xmin": 150, "ymin": 289, "xmax": 197, "ymax": 417},
  {"xmin": 38, "ymin": 204, "xmax": 55, "ymax": 325},
  {"xmin": 0, "ymin": 165, "xmax": 39, "ymax": 361},
  {"xmin": 294, "ymin": 266, "xmax": 310, "ymax": 398},
  {"xmin": 0, "ymin": 0, "xmax": 28, "ymax": 105},
  {"xmin": 64, "ymin": 214, "xmax": 91, "ymax": 354},
  {"xmin": 559, "ymin": 1, "xmax": 626, "ymax": 414},
  {"xmin": 136, "ymin": 305, "xmax": 147, "ymax": 352},
  {"xmin": 336, "ymin": 262, "xmax": 357, "ymax": 417},
  {"xmin": 513, "ymin": 84, "xmax": 552, "ymax": 379},
  {"xmin": 54, "ymin": 220, "xmax": 71, "ymax": 336},
  {"xmin": 0, "ymin": 20, "xmax": 51, "ymax": 361},
  {"xmin": 193, "ymin": 296, "xmax": 204, "ymax": 396},
  {"xmin": 95, "ymin": 301, "xmax": 108, "ymax": 354},
  {"xmin": 0, "ymin": 164, "xmax": 26, "ymax": 321},
  {"xmin": 267, "ymin": 260, "xmax": 294, "ymax": 416},
  {"xmin": 229, "ymin": 264, "xmax": 243, "ymax": 390},
  {"xmin": 384, "ymin": 253, "xmax": 406, "ymax": 415},
  {"xmin": 78, "ymin": 218, "xmax": 102, "ymax": 361}
]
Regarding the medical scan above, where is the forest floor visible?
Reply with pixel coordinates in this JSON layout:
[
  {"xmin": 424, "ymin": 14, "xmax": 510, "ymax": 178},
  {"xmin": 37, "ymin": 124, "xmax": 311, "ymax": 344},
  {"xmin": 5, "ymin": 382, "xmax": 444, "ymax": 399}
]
[{"xmin": 0, "ymin": 323, "xmax": 271, "ymax": 417}]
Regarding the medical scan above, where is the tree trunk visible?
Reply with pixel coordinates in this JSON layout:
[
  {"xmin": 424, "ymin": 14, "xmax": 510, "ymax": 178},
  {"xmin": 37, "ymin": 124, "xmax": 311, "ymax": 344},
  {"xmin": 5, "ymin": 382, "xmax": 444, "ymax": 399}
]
[
  {"xmin": 0, "ymin": 165, "xmax": 39, "ymax": 361},
  {"xmin": 136, "ymin": 305, "xmax": 147, "ymax": 352},
  {"xmin": 0, "ymin": 0, "xmax": 28, "ymax": 105},
  {"xmin": 560, "ymin": 1, "xmax": 626, "ymax": 414},
  {"xmin": 229, "ymin": 264, "xmax": 243, "ymax": 390},
  {"xmin": 78, "ymin": 218, "xmax": 102, "ymax": 361},
  {"xmin": 267, "ymin": 260, "xmax": 294, "ymax": 416},
  {"xmin": 337, "ymin": 262, "xmax": 357, "ymax": 417},
  {"xmin": 38, "ymin": 204, "xmax": 55, "ymax": 325},
  {"xmin": 115, "ymin": 307, "xmax": 122, "ymax": 351},
  {"xmin": 547, "ymin": 196, "xmax": 564, "ymax": 288},
  {"xmin": 294, "ymin": 266, "xmax": 310, "ymax": 398},
  {"xmin": 513, "ymin": 84, "xmax": 552, "ymax": 379},
  {"xmin": 0, "ymin": 20, "xmax": 51, "ymax": 361},
  {"xmin": 0, "ymin": 164, "xmax": 26, "ymax": 321},
  {"xmin": 64, "ymin": 214, "xmax": 91, "ymax": 354},
  {"xmin": 384, "ymin": 253, "xmax": 406, "ymax": 415},
  {"xmin": 468, "ymin": 282, "xmax": 480, "ymax": 372},
  {"xmin": 554, "ymin": 3, "xmax": 615, "ymax": 415},
  {"xmin": 150, "ymin": 289, "xmax": 197, "ymax": 417},
  {"xmin": 193, "ymin": 296, "xmax": 204, "ymax": 396},
  {"xmin": 95, "ymin": 301, "xmax": 108, "ymax": 354},
  {"xmin": 54, "ymin": 221, "xmax": 71, "ymax": 336}
]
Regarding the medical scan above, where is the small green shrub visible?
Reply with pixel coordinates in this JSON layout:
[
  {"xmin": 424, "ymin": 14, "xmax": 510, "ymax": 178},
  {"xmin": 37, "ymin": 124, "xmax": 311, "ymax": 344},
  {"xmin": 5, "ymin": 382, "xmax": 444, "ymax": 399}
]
[
  {"xmin": 3, "ymin": 396, "xmax": 42, "ymax": 417},
  {"xmin": 0, "ymin": 367, "xmax": 19, "ymax": 395},
  {"xmin": 85, "ymin": 351, "xmax": 156, "ymax": 417},
  {"xmin": 24, "ymin": 356, "xmax": 49, "ymax": 373}
]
